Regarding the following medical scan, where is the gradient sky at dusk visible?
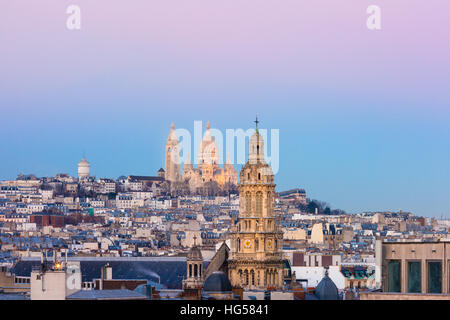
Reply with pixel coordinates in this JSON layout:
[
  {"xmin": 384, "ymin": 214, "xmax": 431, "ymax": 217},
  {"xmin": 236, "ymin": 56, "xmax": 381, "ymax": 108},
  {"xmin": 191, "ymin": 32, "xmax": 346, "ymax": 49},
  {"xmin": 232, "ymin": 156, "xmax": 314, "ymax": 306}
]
[{"xmin": 1, "ymin": 1, "xmax": 449, "ymax": 217}]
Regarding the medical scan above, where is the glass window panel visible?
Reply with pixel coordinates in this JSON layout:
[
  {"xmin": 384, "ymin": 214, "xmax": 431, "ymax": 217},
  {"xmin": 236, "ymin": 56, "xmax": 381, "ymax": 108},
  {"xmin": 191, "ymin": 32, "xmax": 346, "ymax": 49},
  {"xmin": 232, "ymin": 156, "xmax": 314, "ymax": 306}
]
[
  {"xmin": 388, "ymin": 260, "xmax": 401, "ymax": 292},
  {"xmin": 407, "ymin": 261, "xmax": 421, "ymax": 293},
  {"xmin": 427, "ymin": 261, "xmax": 442, "ymax": 294}
]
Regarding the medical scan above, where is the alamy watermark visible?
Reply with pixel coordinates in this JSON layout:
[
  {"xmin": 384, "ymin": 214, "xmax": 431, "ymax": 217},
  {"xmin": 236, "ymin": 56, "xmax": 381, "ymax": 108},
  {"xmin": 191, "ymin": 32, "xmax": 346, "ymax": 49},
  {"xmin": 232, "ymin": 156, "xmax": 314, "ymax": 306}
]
[
  {"xmin": 65, "ymin": 4, "xmax": 382, "ymax": 31},
  {"xmin": 170, "ymin": 121, "xmax": 280, "ymax": 175}
]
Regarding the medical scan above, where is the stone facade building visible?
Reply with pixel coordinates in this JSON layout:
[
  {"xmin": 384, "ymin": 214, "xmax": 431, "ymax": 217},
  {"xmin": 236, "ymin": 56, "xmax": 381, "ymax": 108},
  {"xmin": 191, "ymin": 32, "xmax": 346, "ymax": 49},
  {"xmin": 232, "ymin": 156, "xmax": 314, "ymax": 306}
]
[
  {"xmin": 182, "ymin": 237, "xmax": 204, "ymax": 290},
  {"xmin": 164, "ymin": 123, "xmax": 182, "ymax": 183},
  {"xmin": 228, "ymin": 122, "xmax": 284, "ymax": 290},
  {"xmin": 164, "ymin": 122, "xmax": 237, "ymax": 194}
]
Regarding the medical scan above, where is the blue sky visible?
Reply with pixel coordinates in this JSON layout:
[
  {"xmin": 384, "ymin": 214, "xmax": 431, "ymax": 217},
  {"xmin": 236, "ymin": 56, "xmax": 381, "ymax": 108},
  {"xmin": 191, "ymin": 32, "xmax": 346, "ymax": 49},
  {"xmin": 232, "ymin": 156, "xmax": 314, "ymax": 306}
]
[{"xmin": 1, "ymin": 1, "xmax": 450, "ymax": 217}]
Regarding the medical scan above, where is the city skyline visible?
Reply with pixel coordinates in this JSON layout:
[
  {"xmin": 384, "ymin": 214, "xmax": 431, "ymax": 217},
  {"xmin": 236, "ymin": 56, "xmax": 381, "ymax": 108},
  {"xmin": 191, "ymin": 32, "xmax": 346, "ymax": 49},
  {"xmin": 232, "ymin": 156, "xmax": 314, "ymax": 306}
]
[
  {"xmin": 1, "ymin": 1, "xmax": 450, "ymax": 217},
  {"xmin": 1, "ymin": 118, "xmax": 448, "ymax": 219}
]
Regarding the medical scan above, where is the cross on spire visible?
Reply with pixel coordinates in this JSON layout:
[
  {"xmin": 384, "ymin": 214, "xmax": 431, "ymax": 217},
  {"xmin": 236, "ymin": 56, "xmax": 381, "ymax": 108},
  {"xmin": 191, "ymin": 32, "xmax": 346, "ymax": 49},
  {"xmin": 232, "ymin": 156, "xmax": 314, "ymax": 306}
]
[{"xmin": 254, "ymin": 115, "xmax": 259, "ymax": 132}]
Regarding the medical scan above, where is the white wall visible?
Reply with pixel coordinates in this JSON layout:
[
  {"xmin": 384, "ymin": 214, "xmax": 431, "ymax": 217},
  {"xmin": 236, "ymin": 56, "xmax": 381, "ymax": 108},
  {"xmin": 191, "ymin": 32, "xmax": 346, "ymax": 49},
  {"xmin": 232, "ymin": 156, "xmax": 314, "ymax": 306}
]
[{"xmin": 292, "ymin": 266, "xmax": 345, "ymax": 290}]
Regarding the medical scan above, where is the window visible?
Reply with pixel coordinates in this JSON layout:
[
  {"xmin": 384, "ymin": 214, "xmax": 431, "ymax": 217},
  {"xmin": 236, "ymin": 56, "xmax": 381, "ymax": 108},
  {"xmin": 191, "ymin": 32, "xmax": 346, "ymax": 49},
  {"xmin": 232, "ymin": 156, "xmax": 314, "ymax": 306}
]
[
  {"xmin": 387, "ymin": 260, "xmax": 401, "ymax": 292},
  {"xmin": 246, "ymin": 192, "xmax": 251, "ymax": 215},
  {"xmin": 256, "ymin": 192, "xmax": 262, "ymax": 215},
  {"xmin": 407, "ymin": 261, "xmax": 421, "ymax": 293},
  {"xmin": 427, "ymin": 261, "xmax": 442, "ymax": 293},
  {"xmin": 266, "ymin": 192, "xmax": 272, "ymax": 215}
]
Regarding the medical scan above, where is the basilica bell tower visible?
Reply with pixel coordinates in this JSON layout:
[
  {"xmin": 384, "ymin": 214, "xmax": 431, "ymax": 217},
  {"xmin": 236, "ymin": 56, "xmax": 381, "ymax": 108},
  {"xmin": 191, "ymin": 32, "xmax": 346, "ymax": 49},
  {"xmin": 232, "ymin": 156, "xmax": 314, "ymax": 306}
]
[
  {"xmin": 228, "ymin": 118, "xmax": 284, "ymax": 290},
  {"xmin": 165, "ymin": 123, "xmax": 181, "ymax": 182}
]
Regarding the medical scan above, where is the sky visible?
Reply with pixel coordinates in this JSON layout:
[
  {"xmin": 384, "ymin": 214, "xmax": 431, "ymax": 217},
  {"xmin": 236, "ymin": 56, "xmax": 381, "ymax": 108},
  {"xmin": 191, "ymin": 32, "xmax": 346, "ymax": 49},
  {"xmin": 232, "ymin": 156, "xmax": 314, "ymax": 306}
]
[{"xmin": 1, "ymin": 1, "xmax": 449, "ymax": 217}]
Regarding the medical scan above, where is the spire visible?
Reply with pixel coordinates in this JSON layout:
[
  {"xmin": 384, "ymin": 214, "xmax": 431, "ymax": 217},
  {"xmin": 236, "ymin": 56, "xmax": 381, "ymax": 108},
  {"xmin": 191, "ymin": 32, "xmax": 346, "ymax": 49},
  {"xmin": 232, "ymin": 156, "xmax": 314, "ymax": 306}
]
[
  {"xmin": 168, "ymin": 123, "xmax": 178, "ymax": 141},
  {"xmin": 254, "ymin": 115, "xmax": 259, "ymax": 133},
  {"xmin": 206, "ymin": 121, "xmax": 211, "ymax": 130}
]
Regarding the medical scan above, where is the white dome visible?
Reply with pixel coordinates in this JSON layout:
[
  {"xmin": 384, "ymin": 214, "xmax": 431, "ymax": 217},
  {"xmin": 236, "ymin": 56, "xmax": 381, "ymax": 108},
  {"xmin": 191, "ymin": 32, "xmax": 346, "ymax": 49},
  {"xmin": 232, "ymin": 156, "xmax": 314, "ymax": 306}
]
[
  {"xmin": 78, "ymin": 158, "xmax": 90, "ymax": 166},
  {"xmin": 198, "ymin": 121, "xmax": 219, "ymax": 165}
]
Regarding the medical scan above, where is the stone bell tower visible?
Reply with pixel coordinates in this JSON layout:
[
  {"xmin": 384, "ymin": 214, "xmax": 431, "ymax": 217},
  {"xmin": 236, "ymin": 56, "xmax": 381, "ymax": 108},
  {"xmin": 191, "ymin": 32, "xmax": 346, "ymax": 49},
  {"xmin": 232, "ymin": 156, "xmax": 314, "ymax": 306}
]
[
  {"xmin": 165, "ymin": 123, "xmax": 181, "ymax": 182},
  {"xmin": 228, "ymin": 117, "xmax": 284, "ymax": 290},
  {"xmin": 183, "ymin": 236, "xmax": 204, "ymax": 290}
]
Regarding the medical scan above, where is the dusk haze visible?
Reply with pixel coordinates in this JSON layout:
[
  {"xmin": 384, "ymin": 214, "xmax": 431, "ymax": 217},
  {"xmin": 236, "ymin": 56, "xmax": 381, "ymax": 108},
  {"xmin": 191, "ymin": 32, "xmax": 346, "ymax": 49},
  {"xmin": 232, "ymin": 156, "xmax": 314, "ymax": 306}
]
[{"xmin": 0, "ymin": 0, "xmax": 449, "ymax": 306}]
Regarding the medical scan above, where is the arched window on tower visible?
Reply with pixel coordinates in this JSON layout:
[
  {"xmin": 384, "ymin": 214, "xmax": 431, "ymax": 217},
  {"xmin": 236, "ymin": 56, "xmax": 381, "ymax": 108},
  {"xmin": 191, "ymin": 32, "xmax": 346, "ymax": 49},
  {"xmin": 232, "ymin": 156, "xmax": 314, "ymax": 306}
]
[
  {"xmin": 266, "ymin": 191, "xmax": 272, "ymax": 215},
  {"xmin": 194, "ymin": 264, "xmax": 198, "ymax": 277},
  {"xmin": 251, "ymin": 270, "xmax": 255, "ymax": 286},
  {"xmin": 246, "ymin": 192, "xmax": 251, "ymax": 215},
  {"xmin": 256, "ymin": 192, "xmax": 263, "ymax": 215},
  {"xmin": 189, "ymin": 264, "xmax": 192, "ymax": 278}
]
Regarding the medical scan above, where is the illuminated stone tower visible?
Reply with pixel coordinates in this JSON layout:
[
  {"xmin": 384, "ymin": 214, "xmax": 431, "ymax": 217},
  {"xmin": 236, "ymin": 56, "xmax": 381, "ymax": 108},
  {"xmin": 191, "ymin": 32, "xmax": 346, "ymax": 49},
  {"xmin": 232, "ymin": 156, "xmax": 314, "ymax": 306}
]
[
  {"xmin": 165, "ymin": 123, "xmax": 181, "ymax": 182},
  {"xmin": 228, "ymin": 117, "xmax": 284, "ymax": 290}
]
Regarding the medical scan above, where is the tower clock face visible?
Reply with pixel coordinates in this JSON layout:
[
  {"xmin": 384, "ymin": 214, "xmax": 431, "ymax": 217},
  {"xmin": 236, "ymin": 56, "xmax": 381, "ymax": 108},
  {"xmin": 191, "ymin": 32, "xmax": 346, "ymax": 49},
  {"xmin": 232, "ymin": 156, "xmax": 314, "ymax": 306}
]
[{"xmin": 243, "ymin": 239, "xmax": 252, "ymax": 249}]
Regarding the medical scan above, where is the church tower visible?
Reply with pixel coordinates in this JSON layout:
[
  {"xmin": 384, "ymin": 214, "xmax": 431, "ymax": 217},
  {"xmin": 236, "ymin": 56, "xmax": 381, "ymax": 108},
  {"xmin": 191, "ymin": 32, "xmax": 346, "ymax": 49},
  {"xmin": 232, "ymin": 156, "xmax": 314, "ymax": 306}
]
[
  {"xmin": 183, "ymin": 236, "xmax": 204, "ymax": 290},
  {"xmin": 228, "ymin": 118, "xmax": 284, "ymax": 290},
  {"xmin": 165, "ymin": 123, "xmax": 181, "ymax": 182}
]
